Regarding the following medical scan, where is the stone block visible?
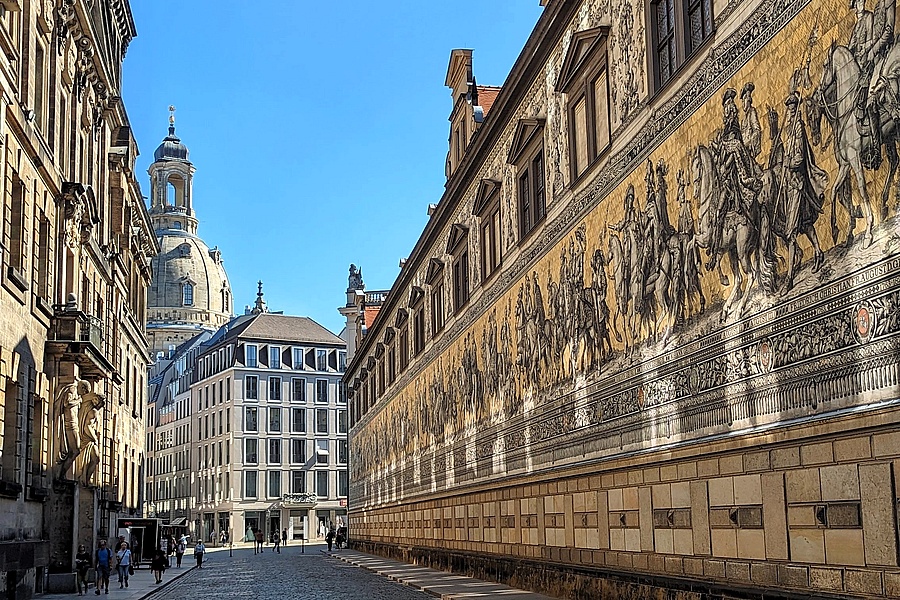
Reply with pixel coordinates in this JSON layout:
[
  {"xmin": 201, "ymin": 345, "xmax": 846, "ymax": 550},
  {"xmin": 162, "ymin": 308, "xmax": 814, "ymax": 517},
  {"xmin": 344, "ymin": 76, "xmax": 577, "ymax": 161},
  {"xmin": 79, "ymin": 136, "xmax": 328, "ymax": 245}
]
[
  {"xmin": 719, "ymin": 455, "xmax": 743, "ymax": 474},
  {"xmin": 643, "ymin": 467, "xmax": 660, "ymax": 483},
  {"xmin": 609, "ymin": 528, "xmax": 625, "ymax": 551},
  {"xmin": 771, "ymin": 447, "xmax": 800, "ymax": 469},
  {"xmin": 884, "ymin": 572, "xmax": 900, "ymax": 597},
  {"xmin": 845, "ymin": 569, "xmax": 882, "ymax": 595},
  {"xmin": 628, "ymin": 470, "xmax": 643, "ymax": 485},
  {"xmin": 677, "ymin": 462, "xmax": 697, "ymax": 480},
  {"xmin": 608, "ymin": 488, "xmax": 623, "ymax": 511},
  {"xmin": 778, "ymin": 564, "xmax": 809, "ymax": 588},
  {"xmin": 801, "ymin": 442, "xmax": 834, "ymax": 465},
  {"xmin": 631, "ymin": 552, "xmax": 648, "ymax": 570},
  {"xmin": 648, "ymin": 554, "xmax": 666, "ymax": 573},
  {"xmin": 690, "ymin": 480, "xmax": 711, "ymax": 555},
  {"xmin": 789, "ymin": 529, "xmax": 825, "ymax": 563},
  {"xmin": 751, "ymin": 562, "xmax": 778, "ymax": 585},
  {"xmin": 820, "ymin": 464, "xmax": 859, "ymax": 501},
  {"xmin": 736, "ymin": 529, "xmax": 766, "ymax": 560},
  {"xmin": 785, "ymin": 468, "xmax": 821, "ymax": 503},
  {"xmin": 744, "ymin": 451, "xmax": 769, "ymax": 472},
  {"xmin": 671, "ymin": 482, "xmax": 691, "ymax": 508},
  {"xmin": 660, "ymin": 464, "xmax": 678, "ymax": 481},
  {"xmin": 652, "ymin": 484, "xmax": 671, "ymax": 507},
  {"xmin": 708, "ymin": 477, "xmax": 734, "ymax": 506},
  {"xmin": 809, "ymin": 567, "xmax": 843, "ymax": 591},
  {"xmin": 598, "ymin": 490, "xmax": 610, "ymax": 550},
  {"xmin": 623, "ymin": 487, "xmax": 639, "ymax": 510},
  {"xmin": 761, "ymin": 472, "xmax": 788, "ymax": 560},
  {"xmin": 833, "ymin": 437, "xmax": 871, "ymax": 462},
  {"xmin": 665, "ymin": 556, "xmax": 683, "ymax": 574},
  {"xmin": 624, "ymin": 529, "xmax": 640, "ymax": 552},
  {"xmin": 639, "ymin": 487, "xmax": 654, "ymax": 552},
  {"xmin": 733, "ymin": 474, "xmax": 761, "ymax": 505},
  {"xmin": 705, "ymin": 559, "xmax": 726, "ymax": 578},
  {"xmin": 683, "ymin": 556, "xmax": 704, "ymax": 576},
  {"xmin": 824, "ymin": 529, "xmax": 864, "ymax": 566},
  {"xmin": 655, "ymin": 528, "xmax": 674, "ymax": 554},
  {"xmin": 614, "ymin": 472, "xmax": 628, "ymax": 487},
  {"xmin": 697, "ymin": 458, "xmax": 719, "ymax": 477},
  {"xmin": 726, "ymin": 561, "xmax": 751, "ymax": 581},
  {"xmin": 601, "ymin": 473, "xmax": 615, "ymax": 488},
  {"xmin": 873, "ymin": 431, "xmax": 900, "ymax": 458},
  {"xmin": 860, "ymin": 462, "xmax": 897, "ymax": 566},
  {"xmin": 711, "ymin": 529, "xmax": 737, "ymax": 558},
  {"xmin": 673, "ymin": 529, "xmax": 693, "ymax": 555}
]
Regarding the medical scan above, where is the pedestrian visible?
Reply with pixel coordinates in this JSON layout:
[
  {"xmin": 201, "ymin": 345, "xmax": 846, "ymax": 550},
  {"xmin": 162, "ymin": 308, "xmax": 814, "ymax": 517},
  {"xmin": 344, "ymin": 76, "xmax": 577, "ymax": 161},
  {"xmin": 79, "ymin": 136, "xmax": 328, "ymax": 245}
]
[
  {"xmin": 336, "ymin": 526, "xmax": 347, "ymax": 550},
  {"xmin": 75, "ymin": 544, "xmax": 91, "ymax": 596},
  {"xmin": 281, "ymin": 528, "xmax": 287, "ymax": 546},
  {"xmin": 194, "ymin": 540, "xmax": 206, "ymax": 568},
  {"xmin": 220, "ymin": 530, "xmax": 228, "ymax": 545},
  {"xmin": 175, "ymin": 536, "xmax": 186, "ymax": 567},
  {"xmin": 254, "ymin": 529, "xmax": 264, "ymax": 554},
  {"xmin": 271, "ymin": 531, "xmax": 280, "ymax": 553},
  {"xmin": 115, "ymin": 542, "xmax": 132, "ymax": 589},
  {"xmin": 94, "ymin": 539, "xmax": 111, "ymax": 595},
  {"xmin": 151, "ymin": 549, "xmax": 168, "ymax": 584},
  {"xmin": 325, "ymin": 526, "xmax": 335, "ymax": 552},
  {"xmin": 115, "ymin": 535, "xmax": 126, "ymax": 552}
]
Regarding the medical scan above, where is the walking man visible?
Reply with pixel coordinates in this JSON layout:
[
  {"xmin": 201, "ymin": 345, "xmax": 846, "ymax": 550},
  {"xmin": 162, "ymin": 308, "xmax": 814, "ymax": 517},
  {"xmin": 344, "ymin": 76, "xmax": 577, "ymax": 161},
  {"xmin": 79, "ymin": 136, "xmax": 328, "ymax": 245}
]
[
  {"xmin": 194, "ymin": 540, "xmax": 206, "ymax": 569},
  {"xmin": 281, "ymin": 528, "xmax": 287, "ymax": 547},
  {"xmin": 94, "ymin": 539, "xmax": 111, "ymax": 595},
  {"xmin": 175, "ymin": 536, "xmax": 186, "ymax": 567},
  {"xmin": 272, "ymin": 531, "xmax": 281, "ymax": 553},
  {"xmin": 254, "ymin": 528, "xmax": 264, "ymax": 554}
]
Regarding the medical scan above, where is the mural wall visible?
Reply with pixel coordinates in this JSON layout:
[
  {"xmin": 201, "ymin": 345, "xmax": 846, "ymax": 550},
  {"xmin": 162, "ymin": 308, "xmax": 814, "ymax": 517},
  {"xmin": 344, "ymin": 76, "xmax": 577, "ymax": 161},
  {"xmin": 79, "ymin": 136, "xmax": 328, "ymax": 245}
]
[{"xmin": 349, "ymin": 0, "xmax": 900, "ymax": 595}]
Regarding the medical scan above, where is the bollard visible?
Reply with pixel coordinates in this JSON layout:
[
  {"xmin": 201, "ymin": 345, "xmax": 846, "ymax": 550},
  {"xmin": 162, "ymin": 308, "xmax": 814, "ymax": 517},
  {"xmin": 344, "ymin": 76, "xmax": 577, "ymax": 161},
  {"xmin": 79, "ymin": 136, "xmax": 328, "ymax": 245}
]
[{"xmin": 229, "ymin": 541, "xmax": 232, "ymax": 558}]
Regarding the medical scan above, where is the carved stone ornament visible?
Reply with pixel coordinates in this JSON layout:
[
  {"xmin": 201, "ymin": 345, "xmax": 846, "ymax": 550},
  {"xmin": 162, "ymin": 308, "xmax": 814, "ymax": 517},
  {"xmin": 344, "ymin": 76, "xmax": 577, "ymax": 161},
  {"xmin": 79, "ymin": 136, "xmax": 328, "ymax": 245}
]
[
  {"xmin": 54, "ymin": 378, "xmax": 105, "ymax": 485},
  {"xmin": 62, "ymin": 184, "xmax": 94, "ymax": 247}
]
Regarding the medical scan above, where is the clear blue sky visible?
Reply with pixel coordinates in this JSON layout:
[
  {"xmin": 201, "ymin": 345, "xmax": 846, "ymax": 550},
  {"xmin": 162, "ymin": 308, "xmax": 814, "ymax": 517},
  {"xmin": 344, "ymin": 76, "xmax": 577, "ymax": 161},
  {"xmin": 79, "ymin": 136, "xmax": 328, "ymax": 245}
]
[{"xmin": 122, "ymin": 2, "xmax": 544, "ymax": 335}]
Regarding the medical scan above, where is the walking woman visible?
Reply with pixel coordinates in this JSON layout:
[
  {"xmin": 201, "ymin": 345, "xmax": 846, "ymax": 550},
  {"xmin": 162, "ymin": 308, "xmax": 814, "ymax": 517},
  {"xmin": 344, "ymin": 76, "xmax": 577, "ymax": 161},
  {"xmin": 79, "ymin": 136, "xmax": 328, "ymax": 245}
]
[
  {"xmin": 115, "ymin": 542, "xmax": 132, "ymax": 588},
  {"xmin": 194, "ymin": 540, "xmax": 206, "ymax": 568},
  {"xmin": 151, "ymin": 549, "xmax": 168, "ymax": 584},
  {"xmin": 75, "ymin": 544, "xmax": 91, "ymax": 596}
]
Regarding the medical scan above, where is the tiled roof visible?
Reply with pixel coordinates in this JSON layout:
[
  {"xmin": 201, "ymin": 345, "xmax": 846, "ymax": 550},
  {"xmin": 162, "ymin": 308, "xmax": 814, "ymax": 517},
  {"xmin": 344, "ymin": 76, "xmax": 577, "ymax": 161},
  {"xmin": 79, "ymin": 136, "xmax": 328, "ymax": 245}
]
[
  {"xmin": 240, "ymin": 313, "xmax": 344, "ymax": 346},
  {"xmin": 477, "ymin": 86, "xmax": 502, "ymax": 117},
  {"xmin": 364, "ymin": 306, "xmax": 382, "ymax": 329}
]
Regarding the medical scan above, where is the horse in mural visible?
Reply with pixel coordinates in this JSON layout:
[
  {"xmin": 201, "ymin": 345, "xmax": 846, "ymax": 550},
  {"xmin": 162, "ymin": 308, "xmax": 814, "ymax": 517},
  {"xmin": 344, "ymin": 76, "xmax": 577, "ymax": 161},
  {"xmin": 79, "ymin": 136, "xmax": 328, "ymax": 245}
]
[
  {"xmin": 804, "ymin": 42, "xmax": 897, "ymax": 248},
  {"xmin": 692, "ymin": 144, "xmax": 770, "ymax": 319}
]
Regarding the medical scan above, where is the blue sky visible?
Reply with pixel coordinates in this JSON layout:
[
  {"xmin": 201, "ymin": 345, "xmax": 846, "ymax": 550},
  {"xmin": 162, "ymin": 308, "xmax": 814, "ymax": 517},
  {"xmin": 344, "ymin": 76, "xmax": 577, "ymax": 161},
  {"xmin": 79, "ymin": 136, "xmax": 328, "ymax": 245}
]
[{"xmin": 122, "ymin": 2, "xmax": 544, "ymax": 334}]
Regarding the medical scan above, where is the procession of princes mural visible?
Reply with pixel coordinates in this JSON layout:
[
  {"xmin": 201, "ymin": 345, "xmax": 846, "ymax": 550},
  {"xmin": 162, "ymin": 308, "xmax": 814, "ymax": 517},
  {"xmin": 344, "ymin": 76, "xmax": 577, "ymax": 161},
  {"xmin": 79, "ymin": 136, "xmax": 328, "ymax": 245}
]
[{"xmin": 350, "ymin": 0, "xmax": 900, "ymax": 486}]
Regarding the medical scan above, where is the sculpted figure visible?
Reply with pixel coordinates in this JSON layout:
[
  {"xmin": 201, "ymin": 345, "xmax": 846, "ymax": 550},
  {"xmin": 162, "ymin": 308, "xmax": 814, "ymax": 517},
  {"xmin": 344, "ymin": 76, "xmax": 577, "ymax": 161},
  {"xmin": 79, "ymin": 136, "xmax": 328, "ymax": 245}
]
[
  {"xmin": 77, "ymin": 387, "xmax": 105, "ymax": 486},
  {"xmin": 55, "ymin": 379, "xmax": 92, "ymax": 479}
]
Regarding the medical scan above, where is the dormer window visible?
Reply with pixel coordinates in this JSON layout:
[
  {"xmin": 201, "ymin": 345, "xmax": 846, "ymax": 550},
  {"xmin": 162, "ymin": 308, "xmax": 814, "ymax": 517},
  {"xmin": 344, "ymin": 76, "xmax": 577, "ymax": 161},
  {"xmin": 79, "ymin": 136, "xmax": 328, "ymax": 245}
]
[
  {"xmin": 508, "ymin": 120, "xmax": 546, "ymax": 240},
  {"xmin": 557, "ymin": 27, "xmax": 612, "ymax": 181},
  {"xmin": 182, "ymin": 283, "xmax": 194, "ymax": 306}
]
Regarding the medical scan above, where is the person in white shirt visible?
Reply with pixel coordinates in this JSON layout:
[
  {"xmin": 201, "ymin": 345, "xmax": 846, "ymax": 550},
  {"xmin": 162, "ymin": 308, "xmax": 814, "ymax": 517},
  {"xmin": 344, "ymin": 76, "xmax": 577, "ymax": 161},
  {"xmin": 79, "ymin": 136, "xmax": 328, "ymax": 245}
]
[{"xmin": 115, "ymin": 543, "xmax": 132, "ymax": 589}]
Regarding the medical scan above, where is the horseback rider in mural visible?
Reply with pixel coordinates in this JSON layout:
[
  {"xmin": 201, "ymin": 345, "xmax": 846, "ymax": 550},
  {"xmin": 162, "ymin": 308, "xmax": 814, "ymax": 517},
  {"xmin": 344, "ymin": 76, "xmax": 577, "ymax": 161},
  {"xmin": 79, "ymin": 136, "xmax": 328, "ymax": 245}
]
[{"xmin": 741, "ymin": 83, "xmax": 763, "ymax": 162}]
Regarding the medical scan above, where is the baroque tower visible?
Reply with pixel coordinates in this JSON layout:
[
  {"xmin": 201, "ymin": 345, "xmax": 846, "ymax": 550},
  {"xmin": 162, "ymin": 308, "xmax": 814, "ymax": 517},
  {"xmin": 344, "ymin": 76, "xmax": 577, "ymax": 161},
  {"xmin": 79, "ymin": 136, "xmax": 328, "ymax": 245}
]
[{"xmin": 146, "ymin": 108, "xmax": 233, "ymax": 357}]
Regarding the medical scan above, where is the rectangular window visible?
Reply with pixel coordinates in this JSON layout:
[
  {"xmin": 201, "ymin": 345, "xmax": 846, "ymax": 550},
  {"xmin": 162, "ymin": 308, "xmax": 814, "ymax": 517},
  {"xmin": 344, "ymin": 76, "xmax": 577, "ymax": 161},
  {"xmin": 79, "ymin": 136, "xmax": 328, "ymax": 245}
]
[
  {"xmin": 337, "ymin": 383, "xmax": 347, "ymax": 405},
  {"xmin": 338, "ymin": 351, "xmax": 346, "ymax": 372},
  {"xmin": 268, "ymin": 407, "xmax": 282, "ymax": 433},
  {"xmin": 292, "ymin": 471, "xmax": 306, "ymax": 494},
  {"xmin": 452, "ymin": 250, "xmax": 469, "ymax": 312},
  {"xmin": 430, "ymin": 282, "xmax": 444, "ymax": 335},
  {"xmin": 338, "ymin": 470, "xmax": 349, "ymax": 497},
  {"xmin": 244, "ymin": 407, "xmax": 258, "ymax": 432},
  {"xmin": 337, "ymin": 410, "xmax": 347, "ymax": 434},
  {"xmin": 267, "ymin": 471, "xmax": 281, "ymax": 497},
  {"xmin": 293, "ymin": 347, "xmax": 304, "ymax": 369},
  {"xmin": 8, "ymin": 173, "xmax": 25, "ymax": 272},
  {"xmin": 315, "ymin": 379, "xmax": 328, "ymax": 404},
  {"xmin": 268, "ymin": 439, "xmax": 281, "ymax": 464},
  {"xmin": 291, "ymin": 439, "xmax": 306, "ymax": 464},
  {"xmin": 316, "ymin": 409, "xmax": 328, "ymax": 434},
  {"xmin": 387, "ymin": 344, "xmax": 396, "ymax": 384},
  {"xmin": 399, "ymin": 327, "xmax": 409, "ymax": 371},
  {"xmin": 316, "ymin": 349, "xmax": 327, "ymax": 371},
  {"xmin": 245, "ymin": 376, "xmax": 258, "ymax": 401},
  {"xmin": 480, "ymin": 207, "xmax": 502, "ymax": 279},
  {"xmin": 226, "ymin": 408, "xmax": 231, "ymax": 433},
  {"xmin": 227, "ymin": 377, "xmax": 232, "ymax": 402},
  {"xmin": 270, "ymin": 346, "xmax": 281, "ymax": 369},
  {"xmin": 573, "ymin": 96, "xmax": 589, "ymax": 175},
  {"xmin": 687, "ymin": 0, "xmax": 713, "ymax": 53},
  {"xmin": 292, "ymin": 407, "xmax": 306, "ymax": 433},
  {"xmin": 269, "ymin": 377, "xmax": 282, "ymax": 401},
  {"xmin": 34, "ymin": 43, "xmax": 45, "ymax": 131},
  {"xmin": 246, "ymin": 345, "xmax": 258, "ymax": 368},
  {"xmin": 518, "ymin": 150, "xmax": 546, "ymax": 238},
  {"xmin": 413, "ymin": 307, "xmax": 425, "ymax": 355},
  {"xmin": 338, "ymin": 439, "xmax": 348, "ymax": 464},
  {"xmin": 244, "ymin": 471, "xmax": 258, "ymax": 498},
  {"xmin": 316, "ymin": 439, "xmax": 329, "ymax": 465},
  {"xmin": 316, "ymin": 471, "xmax": 328, "ymax": 498},
  {"xmin": 593, "ymin": 71, "xmax": 611, "ymax": 152},
  {"xmin": 292, "ymin": 378, "xmax": 306, "ymax": 402},
  {"xmin": 244, "ymin": 438, "xmax": 258, "ymax": 465}
]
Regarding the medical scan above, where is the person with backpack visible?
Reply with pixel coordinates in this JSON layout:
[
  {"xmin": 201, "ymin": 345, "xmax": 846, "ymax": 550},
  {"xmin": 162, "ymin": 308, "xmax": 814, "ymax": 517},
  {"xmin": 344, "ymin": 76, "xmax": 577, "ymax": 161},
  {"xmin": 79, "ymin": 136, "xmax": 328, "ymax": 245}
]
[
  {"xmin": 175, "ymin": 536, "xmax": 187, "ymax": 567},
  {"xmin": 115, "ymin": 542, "xmax": 132, "ymax": 589},
  {"xmin": 94, "ymin": 539, "xmax": 112, "ymax": 595},
  {"xmin": 325, "ymin": 526, "xmax": 336, "ymax": 552},
  {"xmin": 271, "ymin": 530, "xmax": 281, "ymax": 553},
  {"xmin": 194, "ymin": 540, "xmax": 206, "ymax": 568},
  {"xmin": 75, "ymin": 544, "xmax": 92, "ymax": 596}
]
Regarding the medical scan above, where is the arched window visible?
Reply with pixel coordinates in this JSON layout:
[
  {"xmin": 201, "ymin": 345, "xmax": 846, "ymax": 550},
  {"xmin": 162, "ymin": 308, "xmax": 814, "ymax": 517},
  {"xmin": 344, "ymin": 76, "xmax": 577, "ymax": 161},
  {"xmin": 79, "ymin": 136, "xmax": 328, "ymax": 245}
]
[
  {"xmin": 183, "ymin": 283, "xmax": 194, "ymax": 306},
  {"xmin": 167, "ymin": 181, "xmax": 177, "ymax": 206}
]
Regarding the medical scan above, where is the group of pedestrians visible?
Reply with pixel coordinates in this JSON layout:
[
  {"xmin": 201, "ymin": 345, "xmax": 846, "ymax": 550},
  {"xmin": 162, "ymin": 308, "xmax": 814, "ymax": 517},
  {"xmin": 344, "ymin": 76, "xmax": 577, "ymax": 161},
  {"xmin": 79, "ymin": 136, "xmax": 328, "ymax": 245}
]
[{"xmin": 74, "ymin": 533, "xmax": 203, "ymax": 596}]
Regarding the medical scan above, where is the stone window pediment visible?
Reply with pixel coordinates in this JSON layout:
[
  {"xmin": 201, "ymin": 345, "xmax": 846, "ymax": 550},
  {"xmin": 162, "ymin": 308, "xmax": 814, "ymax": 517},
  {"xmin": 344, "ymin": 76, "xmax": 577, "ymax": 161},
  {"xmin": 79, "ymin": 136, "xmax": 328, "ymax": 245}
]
[
  {"xmin": 473, "ymin": 179, "xmax": 501, "ymax": 217},
  {"xmin": 507, "ymin": 118, "xmax": 546, "ymax": 165},
  {"xmin": 555, "ymin": 26, "xmax": 611, "ymax": 93}
]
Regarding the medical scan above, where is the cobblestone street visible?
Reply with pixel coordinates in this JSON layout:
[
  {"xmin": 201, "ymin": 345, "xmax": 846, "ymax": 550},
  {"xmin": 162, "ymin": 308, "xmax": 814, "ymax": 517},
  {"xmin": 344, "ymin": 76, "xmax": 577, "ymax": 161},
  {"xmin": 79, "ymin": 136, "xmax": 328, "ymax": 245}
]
[{"xmin": 151, "ymin": 546, "xmax": 433, "ymax": 600}]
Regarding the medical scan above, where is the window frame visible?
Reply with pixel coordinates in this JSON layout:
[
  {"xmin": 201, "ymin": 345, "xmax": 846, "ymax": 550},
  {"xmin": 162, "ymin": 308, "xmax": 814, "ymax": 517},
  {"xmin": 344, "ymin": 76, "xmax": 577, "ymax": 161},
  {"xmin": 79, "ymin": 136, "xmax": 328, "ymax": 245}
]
[
  {"xmin": 647, "ymin": 0, "xmax": 714, "ymax": 93},
  {"xmin": 315, "ymin": 408, "xmax": 329, "ymax": 435},
  {"xmin": 244, "ymin": 375, "xmax": 258, "ymax": 401},
  {"xmin": 267, "ymin": 470, "xmax": 281, "ymax": 498},
  {"xmin": 269, "ymin": 346, "xmax": 281, "ymax": 369},
  {"xmin": 246, "ymin": 344, "xmax": 258, "ymax": 368},
  {"xmin": 268, "ymin": 407, "xmax": 282, "ymax": 433},
  {"xmin": 269, "ymin": 376, "xmax": 282, "ymax": 402},
  {"xmin": 268, "ymin": 438, "xmax": 282, "ymax": 465},
  {"xmin": 508, "ymin": 120, "xmax": 547, "ymax": 241},
  {"xmin": 244, "ymin": 438, "xmax": 258, "ymax": 465},
  {"xmin": 244, "ymin": 470, "xmax": 258, "ymax": 498}
]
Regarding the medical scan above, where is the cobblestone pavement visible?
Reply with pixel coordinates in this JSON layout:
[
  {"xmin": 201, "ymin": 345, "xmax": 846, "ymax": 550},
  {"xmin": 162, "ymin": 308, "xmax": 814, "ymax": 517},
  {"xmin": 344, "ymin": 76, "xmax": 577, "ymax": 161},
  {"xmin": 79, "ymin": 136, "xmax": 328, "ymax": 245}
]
[{"xmin": 149, "ymin": 545, "xmax": 434, "ymax": 600}]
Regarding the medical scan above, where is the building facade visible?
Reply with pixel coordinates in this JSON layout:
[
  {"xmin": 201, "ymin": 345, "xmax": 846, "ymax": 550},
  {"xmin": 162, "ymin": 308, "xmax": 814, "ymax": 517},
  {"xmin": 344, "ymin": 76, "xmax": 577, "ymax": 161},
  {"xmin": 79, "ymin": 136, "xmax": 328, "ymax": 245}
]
[
  {"xmin": 346, "ymin": 0, "xmax": 900, "ymax": 598},
  {"xmin": 0, "ymin": 1, "xmax": 154, "ymax": 597},
  {"xmin": 145, "ymin": 113, "xmax": 232, "ymax": 358},
  {"xmin": 147, "ymin": 290, "xmax": 350, "ymax": 546}
]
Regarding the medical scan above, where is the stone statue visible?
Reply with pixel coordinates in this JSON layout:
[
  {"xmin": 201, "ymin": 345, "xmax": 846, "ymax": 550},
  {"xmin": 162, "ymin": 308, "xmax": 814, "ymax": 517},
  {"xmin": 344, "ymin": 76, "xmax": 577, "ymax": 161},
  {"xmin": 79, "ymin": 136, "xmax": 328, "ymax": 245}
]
[
  {"xmin": 54, "ymin": 379, "xmax": 105, "ymax": 484},
  {"xmin": 348, "ymin": 264, "xmax": 363, "ymax": 291},
  {"xmin": 77, "ymin": 390, "xmax": 105, "ymax": 486}
]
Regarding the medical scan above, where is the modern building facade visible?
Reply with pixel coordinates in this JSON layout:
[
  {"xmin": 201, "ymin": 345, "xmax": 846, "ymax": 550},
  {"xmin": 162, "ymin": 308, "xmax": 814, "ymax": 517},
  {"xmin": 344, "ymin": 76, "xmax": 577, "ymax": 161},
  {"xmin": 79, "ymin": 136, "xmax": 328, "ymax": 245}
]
[
  {"xmin": 345, "ymin": 0, "xmax": 900, "ymax": 598},
  {"xmin": 145, "ymin": 111, "xmax": 232, "ymax": 358},
  {"xmin": 147, "ymin": 288, "xmax": 349, "ymax": 546},
  {"xmin": 0, "ymin": 1, "xmax": 154, "ymax": 596}
]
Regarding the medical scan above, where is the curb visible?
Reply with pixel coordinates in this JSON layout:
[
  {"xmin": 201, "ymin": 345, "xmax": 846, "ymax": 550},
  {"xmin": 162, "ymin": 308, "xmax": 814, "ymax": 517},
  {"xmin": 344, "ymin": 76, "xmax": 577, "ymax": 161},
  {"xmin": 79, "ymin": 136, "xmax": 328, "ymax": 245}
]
[
  {"xmin": 325, "ymin": 552, "xmax": 441, "ymax": 598},
  {"xmin": 136, "ymin": 565, "xmax": 197, "ymax": 600}
]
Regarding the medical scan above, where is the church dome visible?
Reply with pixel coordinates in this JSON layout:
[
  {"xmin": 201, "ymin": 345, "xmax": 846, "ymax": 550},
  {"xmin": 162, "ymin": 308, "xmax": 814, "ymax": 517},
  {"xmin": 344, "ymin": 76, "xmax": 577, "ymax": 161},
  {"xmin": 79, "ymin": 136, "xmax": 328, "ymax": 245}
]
[{"xmin": 153, "ymin": 125, "xmax": 189, "ymax": 162}]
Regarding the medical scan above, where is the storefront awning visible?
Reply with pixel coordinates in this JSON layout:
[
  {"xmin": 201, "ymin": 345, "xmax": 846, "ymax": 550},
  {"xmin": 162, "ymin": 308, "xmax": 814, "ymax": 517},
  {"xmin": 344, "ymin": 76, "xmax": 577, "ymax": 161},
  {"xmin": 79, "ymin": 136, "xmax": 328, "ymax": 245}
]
[{"xmin": 165, "ymin": 517, "xmax": 187, "ymax": 527}]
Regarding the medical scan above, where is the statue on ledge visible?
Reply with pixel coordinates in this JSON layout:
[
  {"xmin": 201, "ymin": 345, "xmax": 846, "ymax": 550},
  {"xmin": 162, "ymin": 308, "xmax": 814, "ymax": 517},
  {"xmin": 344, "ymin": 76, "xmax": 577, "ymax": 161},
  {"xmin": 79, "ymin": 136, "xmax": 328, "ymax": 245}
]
[{"xmin": 54, "ymin": 379, "xmax": 105, "ymax": 485}]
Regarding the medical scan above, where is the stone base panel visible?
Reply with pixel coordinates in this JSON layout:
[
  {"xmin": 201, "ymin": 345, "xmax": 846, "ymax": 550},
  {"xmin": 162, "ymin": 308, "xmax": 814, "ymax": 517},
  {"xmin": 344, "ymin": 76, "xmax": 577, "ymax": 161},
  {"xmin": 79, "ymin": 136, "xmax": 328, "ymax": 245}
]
[{"xmin": 352, "ymin": 410, "xmax": 900, "ymax": 598}]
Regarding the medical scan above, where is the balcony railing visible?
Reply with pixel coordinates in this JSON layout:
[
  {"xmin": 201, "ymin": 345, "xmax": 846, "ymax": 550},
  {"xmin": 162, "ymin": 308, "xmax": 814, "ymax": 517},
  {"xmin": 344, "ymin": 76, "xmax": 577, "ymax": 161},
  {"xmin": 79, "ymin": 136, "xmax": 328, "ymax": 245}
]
[{"xmin": 47, "ymin": 305, "xmax": 113, "ymax": 378}]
